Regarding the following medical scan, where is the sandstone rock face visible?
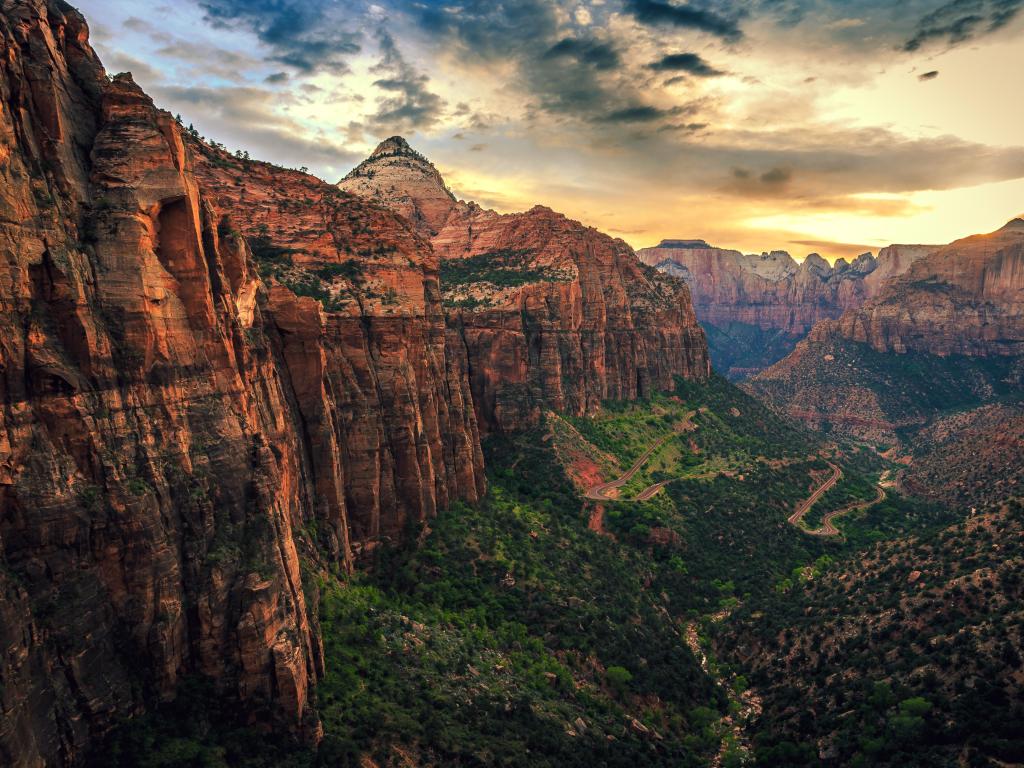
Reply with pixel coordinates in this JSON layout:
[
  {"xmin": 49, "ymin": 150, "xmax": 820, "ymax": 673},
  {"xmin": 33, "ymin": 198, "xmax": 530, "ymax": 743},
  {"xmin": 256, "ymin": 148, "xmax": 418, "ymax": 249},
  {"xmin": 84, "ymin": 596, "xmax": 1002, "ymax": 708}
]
[
  {"xmin": 863, "ymin": 244, "xmax": 939, "ymax": 297},
  {"xmin": 636, "ymin": 240, "xmax": 932, "ymax": 378},
  {"xmin": 189, "ymin": 136, "xmax": 486, "ymax": 549},
  {"xmin": 638, "ymin": 240, "xmax": 885, "ymax": 335},
  {"xmin": 340, "ymin": 142, "xmax": 711, "ymax": 433},
  {"xmin": 0, "ymin": 3, "xmax": 483, "ymax": 765},
  {"xmin": 437, "ymin": 206, "xmax": 710, "ymax": 432}
]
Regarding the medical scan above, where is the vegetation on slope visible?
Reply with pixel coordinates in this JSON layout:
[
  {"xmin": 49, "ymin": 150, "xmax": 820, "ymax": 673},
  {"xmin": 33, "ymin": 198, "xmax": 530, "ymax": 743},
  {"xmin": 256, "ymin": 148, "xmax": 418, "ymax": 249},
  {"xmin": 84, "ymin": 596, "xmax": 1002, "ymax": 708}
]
[
  {"xmin": 718, "ymin": 499, "xmax": 1024, "ymax": 767},
  {"xmin": 91, "ymin": 374, "xmax": 979, "ymax": 768},
  {"xmin": 440, "ymin": 249, "xmax": 574, "ymax": 308},
  {"xmin": 748, "ymin": 338, "xmax": 1021, "ymax": 445},
  {"xmin": 701, "ymin": 321, "xmax": 804, "ymax": 381}
]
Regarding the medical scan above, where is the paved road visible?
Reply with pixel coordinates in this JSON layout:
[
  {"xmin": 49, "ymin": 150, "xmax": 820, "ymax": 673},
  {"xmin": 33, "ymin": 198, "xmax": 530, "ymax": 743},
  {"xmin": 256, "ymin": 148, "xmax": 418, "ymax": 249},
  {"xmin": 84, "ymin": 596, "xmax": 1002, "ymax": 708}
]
[
  {"xmin": 807, "ymin": 484, "xmax": 886, "ymax": 536},
  {"xmin": 584, "ymin": 433, "xmax": 678, "ymax": 500},
  {"xmin": 788, "ymin": 461, "xmax": 885, "ymax": 536},
  {"xmin": 787, "ymin": 462, "xmax": 841, "ymax": 527}
]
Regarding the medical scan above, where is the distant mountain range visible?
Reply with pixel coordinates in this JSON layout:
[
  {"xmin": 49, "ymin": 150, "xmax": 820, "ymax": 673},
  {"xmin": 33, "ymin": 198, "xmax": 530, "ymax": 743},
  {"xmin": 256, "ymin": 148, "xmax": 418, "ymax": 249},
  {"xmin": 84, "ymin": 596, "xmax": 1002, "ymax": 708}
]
[
  {"xmin": 746, "ymin": 217, "xmax": 1023, "ymax": 504},
  {"xmin": 639, "ymin": 239, "xmax": 939, "ymax": 378}
]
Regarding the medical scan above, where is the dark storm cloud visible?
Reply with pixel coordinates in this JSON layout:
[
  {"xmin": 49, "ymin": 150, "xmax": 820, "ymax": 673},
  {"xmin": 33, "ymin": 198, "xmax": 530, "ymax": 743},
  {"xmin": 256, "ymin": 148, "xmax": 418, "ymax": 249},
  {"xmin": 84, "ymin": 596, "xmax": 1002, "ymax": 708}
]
[
  {"xmin": 198, "ymin": 0, "xmax": 361, "ymax": 72},
  {"xmin": 543, "ymin": 38, "xmax": 622, "ymax": 70},
  {"xmin": 402, "ymin": 0, "xmax": 717, "ymax": 131},
  {"xmin": 367, "ymin": 31, "xmax": 446, "ymax": 133},
  {"xmin": 414, "ymin": 0, "xmax": 558, "ymax": 60},
  {"xmin": 647, "ymin": 52, "xmax": 723, "ymax": 76},
  {"xmin": 623, "ymin": 0, "xmax": 744, "ymax": 41},
  {"xmin": 903, "ymin": 0, "xmax": 1024, "ymax": 50}
]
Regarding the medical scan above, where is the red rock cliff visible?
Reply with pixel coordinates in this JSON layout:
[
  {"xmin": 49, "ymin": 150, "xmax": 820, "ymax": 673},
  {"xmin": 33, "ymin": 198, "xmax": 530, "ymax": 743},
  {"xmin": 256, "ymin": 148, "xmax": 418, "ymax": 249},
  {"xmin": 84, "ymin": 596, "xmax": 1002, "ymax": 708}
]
[
  {"xmin": 340, "ymin": 142, "xmax": 711, "ymax": 433},
  {"xmin": 746, "ymin": 220, "xmax": 1024, "ymax": 441},
  {"xmin": 0, "ymin": 2, "xmax": 483, "ymax": 765}
]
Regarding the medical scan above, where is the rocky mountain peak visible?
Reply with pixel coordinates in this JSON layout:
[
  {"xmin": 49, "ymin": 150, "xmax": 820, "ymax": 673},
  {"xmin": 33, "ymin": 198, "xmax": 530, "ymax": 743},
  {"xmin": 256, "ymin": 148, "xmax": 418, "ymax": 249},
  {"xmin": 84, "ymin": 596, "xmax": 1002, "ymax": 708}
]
[
  {"xmin": 998, "ymin": 216, "xmax": 1024, "ymax": 231},
  {"xmin": 369, "ymin": 134, "xmax": 422, "ymax": 160},
  {"xmin": 800, "ymin": 252, "xmax": 831, "ymax": 278},
  {"xmin": 851, "ymin": 251, "xmax": 877, "ymax": 273},
  {"xmin": 339, "ymin": 135, "xmax": 456, "ymax": 235}
]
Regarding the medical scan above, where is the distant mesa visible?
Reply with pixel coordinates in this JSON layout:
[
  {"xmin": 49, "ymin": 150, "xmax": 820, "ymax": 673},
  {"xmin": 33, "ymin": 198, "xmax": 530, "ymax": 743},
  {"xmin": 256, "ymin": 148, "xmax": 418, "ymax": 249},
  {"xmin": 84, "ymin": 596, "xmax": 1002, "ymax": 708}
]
[{"xmin": 655, "ymin": 238, "xmax": 713, "ymax": 249}]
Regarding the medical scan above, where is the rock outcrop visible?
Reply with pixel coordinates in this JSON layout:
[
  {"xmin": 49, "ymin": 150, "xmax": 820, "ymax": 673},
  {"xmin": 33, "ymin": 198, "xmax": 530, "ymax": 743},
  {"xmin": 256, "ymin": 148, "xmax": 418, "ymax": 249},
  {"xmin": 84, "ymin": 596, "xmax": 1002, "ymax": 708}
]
[
  {"xmin": 863, "ymin": 244, "xmax": 939, "ymax": 297},
  {"xmin": 636, "ymin": 239, "xmax": 935, "ymax": 378},
  {"xmin": 0, "ymin": 2, "xmax": 483, "ymax": 765},
  {"xmin": 341, "ymin": 142, "xmax": 711, "ymax": 433},
  {"xmin": 637, "ymin": 241, "xmax": 880, "ymax": 335}
]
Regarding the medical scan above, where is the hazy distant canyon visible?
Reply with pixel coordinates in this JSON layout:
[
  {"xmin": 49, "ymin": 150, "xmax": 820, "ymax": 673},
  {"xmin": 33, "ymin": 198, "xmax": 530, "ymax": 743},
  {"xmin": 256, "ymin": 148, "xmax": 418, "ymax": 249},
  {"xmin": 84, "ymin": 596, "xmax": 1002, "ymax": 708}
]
[{"xmin": 639, "ymin": 239, "xmax": 938, "ymax": 378}]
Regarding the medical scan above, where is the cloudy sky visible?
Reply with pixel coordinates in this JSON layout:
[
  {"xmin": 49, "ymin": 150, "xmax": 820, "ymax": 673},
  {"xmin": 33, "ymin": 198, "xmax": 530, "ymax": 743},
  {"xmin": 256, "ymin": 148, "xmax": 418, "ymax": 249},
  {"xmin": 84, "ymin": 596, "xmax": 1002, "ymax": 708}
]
[{"xmin": 79, "ymin": 0, "xmax": 1024, "ymax": 260}]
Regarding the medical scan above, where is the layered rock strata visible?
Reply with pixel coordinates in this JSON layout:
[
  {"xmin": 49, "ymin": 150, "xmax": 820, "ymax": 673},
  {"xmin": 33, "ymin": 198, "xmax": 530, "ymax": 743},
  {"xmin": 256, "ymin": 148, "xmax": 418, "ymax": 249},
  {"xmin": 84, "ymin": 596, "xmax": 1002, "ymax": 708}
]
[
  {"xmin": 635, "ymin": 239, "xmax": 938, "ymax": 378},
  {"xmin": 0, "ymin": 2, "xmax": 483, "ymax": 764},
  {"xmin": 747, "ymin": 219, "xmax": 1024, "ymax": 441},
  {"xmin": 637, "ymin": 240, "xmax": 932, "ymax": 336}
]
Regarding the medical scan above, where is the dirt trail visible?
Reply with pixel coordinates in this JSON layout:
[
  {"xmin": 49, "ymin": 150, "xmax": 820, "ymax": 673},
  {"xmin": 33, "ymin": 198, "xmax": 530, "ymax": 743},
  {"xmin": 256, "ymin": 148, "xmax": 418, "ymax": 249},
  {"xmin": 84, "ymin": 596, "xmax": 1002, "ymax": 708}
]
[{"xmin": 584, "ymin": 412, "xmax": 694, "ymax": 502}]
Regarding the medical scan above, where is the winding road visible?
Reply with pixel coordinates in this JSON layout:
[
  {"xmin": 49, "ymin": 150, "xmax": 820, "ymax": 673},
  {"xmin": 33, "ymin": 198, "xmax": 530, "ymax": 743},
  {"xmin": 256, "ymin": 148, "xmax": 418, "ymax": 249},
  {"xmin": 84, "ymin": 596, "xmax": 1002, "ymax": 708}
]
[
  {"xmin": 787, "ymin": 462, "xmax": 841, "ymax": 527},
  {"xmin": 809, "ymin": 484, "xmax": 886, "ymax": 536},
  {"xmin": 787, "ymin": 461, "xmax": 886, "ymax": 536},
  {"xmin": 585, "ymin": 411, "xmax": 720, "ymax": 501},
  {"xmin": 584, "ymin": 413, "xmax": 701, "ymax": 502}
]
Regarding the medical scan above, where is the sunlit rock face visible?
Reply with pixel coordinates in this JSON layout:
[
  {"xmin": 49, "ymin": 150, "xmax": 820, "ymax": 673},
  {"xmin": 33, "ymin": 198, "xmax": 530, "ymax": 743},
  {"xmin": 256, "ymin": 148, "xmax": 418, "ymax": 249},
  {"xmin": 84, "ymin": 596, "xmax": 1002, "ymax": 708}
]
[
  {"xmin": 813, "ymin": 219, "xmax": 1024, "ymax": 357},
  {"xmin": 0, "ymin": 3, "xmax": 484, "ymax": 764},
  {"xmin": 639, "ymin": 240, "xmax": 892, "ymax": 335},
  {"xmin": 864, "ymin": 244, "xmax": 940, "ymax": 298},
  {"xmin": 341, "ymin": 141, "xmax": 712, "ymax": 433}
]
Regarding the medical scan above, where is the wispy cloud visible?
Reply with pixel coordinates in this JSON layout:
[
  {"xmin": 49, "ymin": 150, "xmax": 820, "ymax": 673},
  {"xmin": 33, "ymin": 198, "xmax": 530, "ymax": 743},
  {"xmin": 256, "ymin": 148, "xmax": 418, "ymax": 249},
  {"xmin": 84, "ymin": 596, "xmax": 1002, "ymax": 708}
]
[{"xmin": 197, "ymin": 0, "xmax": 362, "ymax": 72}]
